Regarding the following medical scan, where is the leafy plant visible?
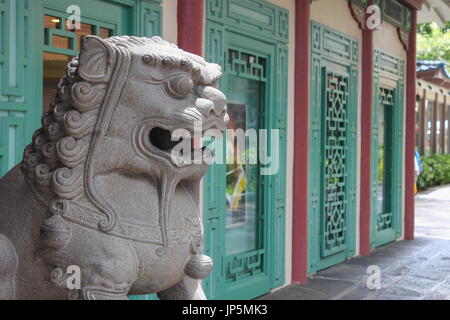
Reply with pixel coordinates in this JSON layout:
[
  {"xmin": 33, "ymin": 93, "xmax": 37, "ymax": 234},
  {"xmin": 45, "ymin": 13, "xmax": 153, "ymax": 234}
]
[{"xmin": 417, "ymin": 154, "xmax": 450, "ymax": 190}]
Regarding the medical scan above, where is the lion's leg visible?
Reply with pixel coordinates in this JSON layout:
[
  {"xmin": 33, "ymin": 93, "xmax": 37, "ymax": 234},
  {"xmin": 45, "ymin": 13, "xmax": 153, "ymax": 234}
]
[
  {"xmin": 0, "ymin": 234, "xmax": 18, "ymax": 299},
  {"xmin": 47, "ymin": 238, "xmax": 140, "ymax": 300},
  {"xmin": 79, "ymin": 256, "xmax": 140, "ymax": 300},
  {"xmin": 157, "ymin": 277, "xmax": 206, "ymax": 300},
  {"xmin": 48, "ymin": 262, "xmax": 137, "ymax": 300}
]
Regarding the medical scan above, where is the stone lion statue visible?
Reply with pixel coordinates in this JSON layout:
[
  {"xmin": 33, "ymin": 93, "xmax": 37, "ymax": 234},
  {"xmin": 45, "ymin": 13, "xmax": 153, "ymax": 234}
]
[{"xmin": 0, "ymin": 35, "xmax": 228, "ymax": 300}]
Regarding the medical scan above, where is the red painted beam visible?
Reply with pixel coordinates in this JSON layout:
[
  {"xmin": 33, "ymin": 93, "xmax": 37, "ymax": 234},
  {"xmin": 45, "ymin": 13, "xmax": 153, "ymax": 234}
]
[
  {"xmin": 292, "ymin": 0, "xmax": 310, "ymax": 285},
  {"xmin": 359, "ymin": 5, "xmax": 373, "ymax": 257},
  {"xmin": 405, "ymin": 9, "xmax": 417, "ymax": 240},
  {"xmin": 177, "ymin": 0, "xmax": 204, "ymax": 56}
]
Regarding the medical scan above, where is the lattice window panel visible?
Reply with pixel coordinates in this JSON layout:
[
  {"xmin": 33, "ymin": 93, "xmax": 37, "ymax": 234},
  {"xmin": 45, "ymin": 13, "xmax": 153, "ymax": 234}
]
[
  {"xmin": 227, "ymin": 49, "xmax": 267, "ymax": 82},
  {"xmin": 225, "ymin": 250, "xmax": 265, "ymax": 282},
  {"xmin": 321, "ymin": 71, "xmax": 349, "ymax": 258}
]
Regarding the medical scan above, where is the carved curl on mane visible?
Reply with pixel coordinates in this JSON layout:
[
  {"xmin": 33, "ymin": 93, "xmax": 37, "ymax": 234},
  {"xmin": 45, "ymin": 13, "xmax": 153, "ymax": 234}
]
[{"xmin": 22, "ymin": 57, "xmax": 100, "ymax": 202}]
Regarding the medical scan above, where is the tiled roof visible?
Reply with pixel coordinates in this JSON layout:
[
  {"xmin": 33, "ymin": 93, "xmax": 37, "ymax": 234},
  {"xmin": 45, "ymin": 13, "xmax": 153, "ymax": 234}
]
[{"xmin": 417, "ymin": 60, "xmax": 450, "ymax": 79}]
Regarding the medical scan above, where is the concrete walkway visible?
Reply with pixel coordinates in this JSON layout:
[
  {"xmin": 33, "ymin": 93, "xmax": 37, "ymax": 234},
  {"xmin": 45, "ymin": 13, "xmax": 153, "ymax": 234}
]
[
  {"xmin": 261, "ymin": 185, "xmax": 450, "ymax": 300},
  {"xmin": 415, "ymin": 185, "xmax": 450, "ymax": 240}
]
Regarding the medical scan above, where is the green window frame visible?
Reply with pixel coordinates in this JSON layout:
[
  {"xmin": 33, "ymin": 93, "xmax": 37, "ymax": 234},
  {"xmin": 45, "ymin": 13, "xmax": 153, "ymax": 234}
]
[
  {"xmin": 203, "ymin": 0, "xmax": 289, "ymax": 300},
  {"xmin": 371, "ymin": 49, "xmax": 404, "ymax": 248},
  {"xmin": 308, "ymin": 21, "xmax": 359, "ymax": 274}
]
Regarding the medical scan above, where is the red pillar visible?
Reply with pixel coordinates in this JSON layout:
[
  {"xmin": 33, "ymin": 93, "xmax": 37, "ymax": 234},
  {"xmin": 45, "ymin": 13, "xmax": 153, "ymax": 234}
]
[
  {"xmin": 177, "ymin": 0, "xmax": 204, "ymax": 56},
  {"xmin": 419, "ymin": 93, "xmax": 426, "ymax": 155},
  {"xmin": 177, "ymin": 0, "xmax": 205, "ymax": 156},
  {"xmin": 432, "ymin": 94, "xmax": 438, "ymax": 154},
  {"xmin": 405, "ymin": 8, "xmax": 417, "ymax": 240},
  {"xmin": 359, "ymin": 5, "xmax": 373, "ymax": 257},
  {"xmin": 440, "ymin": 96, "xmax": 447, "ymax": 153},
  {"xmin": 292, "ymin": 0, "xmax": 310, "ymax": 285}
]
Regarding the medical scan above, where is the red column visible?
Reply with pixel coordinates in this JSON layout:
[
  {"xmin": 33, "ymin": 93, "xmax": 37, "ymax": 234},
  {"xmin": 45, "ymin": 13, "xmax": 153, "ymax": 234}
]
[
  {"xmin": 405, "ymin": 8, "xmax": 417, "ymax": 240},
  {"xmin": 440, "ymin": 96, "xmax": 447, "ymax": 153},
  {"xmin": 432, "ymin": 94, "xmax": 438, "ymax": 154},
  {"xmin": 419, "ymin": 93, "xmax": 426, "ymax": 155},
  {"xmin": 292, "ymin": 0, "xmax": 310, "ymax": 285},
  {"xmin": 177, "ymin": 0, "xmax": 204, "ymax": 56},
  {"xmin": 177, "ymin": 0, "xmax": 205, "ymax": 163},
  {"xmin": 359, "ymin": 5, "xmax": 373, "ymax": 257}
]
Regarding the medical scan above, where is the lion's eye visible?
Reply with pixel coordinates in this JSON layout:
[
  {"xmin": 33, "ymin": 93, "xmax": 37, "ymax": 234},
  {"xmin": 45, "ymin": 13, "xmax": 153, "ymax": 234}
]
[{"xmin": 164, "ymin": 75, "xmax": 193, "ymax": 99}]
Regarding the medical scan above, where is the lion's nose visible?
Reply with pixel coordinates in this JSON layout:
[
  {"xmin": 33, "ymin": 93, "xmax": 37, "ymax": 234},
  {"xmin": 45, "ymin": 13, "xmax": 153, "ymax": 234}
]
[
  {"xmin": 195, "ymin": 85, "xmax": 226, "ymax": 117},
  {"xmin": 196, "ymin": 98, "xmax": 215, "ymax": 117}
]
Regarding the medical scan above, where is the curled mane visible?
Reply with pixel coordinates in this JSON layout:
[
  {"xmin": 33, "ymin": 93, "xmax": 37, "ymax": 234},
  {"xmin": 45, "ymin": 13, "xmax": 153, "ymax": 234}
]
[{"xmin": 22, "ymin": 57, "xmax": 97, "ymax": 202}]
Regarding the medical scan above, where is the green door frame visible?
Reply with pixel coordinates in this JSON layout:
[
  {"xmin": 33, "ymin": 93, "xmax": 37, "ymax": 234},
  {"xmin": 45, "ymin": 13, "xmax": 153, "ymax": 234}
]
[
  {"xmin": 0, "ymin": 0, "xmax": 162, "ymax": 178},
  {"xmin": 308, "ymin": 21, "xmax": 359, "ymax": 274},
  {"xmin": 371, "ymin": 49, "xmax": 405, "ymax": 248},
  {"xmin": 0, "ymin": 0, "xmax": 43, "ymax": 175},
  {"xmin": 203, "ymin": 0, "xmax": 288, "ymax": 300}
]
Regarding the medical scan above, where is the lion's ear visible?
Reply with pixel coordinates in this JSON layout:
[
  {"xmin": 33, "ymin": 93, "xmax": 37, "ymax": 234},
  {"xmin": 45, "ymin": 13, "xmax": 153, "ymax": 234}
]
[{"xmin": 78, "ymin": 35, "xmax": 115, "ymax": 82}]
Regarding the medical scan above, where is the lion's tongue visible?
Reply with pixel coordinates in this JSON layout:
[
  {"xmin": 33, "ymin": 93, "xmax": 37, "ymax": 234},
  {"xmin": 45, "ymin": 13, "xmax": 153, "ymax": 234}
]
[{"xmin": 192, "ymin": 137, "xmax": 202, "ymax": 149}]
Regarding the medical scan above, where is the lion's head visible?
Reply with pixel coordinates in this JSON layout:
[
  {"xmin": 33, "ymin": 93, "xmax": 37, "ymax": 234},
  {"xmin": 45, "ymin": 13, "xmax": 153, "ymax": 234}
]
[{"xmin": 23, "ymin": 36, "xmax": 228, "ymax": 256}]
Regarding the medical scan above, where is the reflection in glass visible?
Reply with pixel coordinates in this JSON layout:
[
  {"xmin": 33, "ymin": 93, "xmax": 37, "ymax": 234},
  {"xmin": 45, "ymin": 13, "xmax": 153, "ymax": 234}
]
[
  {"xmin": 225, "ymin": 76, "xmax": 262, "ymax": 255},
  {"xmin": 43, "ymin": 52, "xmax": 72, "ymax": 112},
  {"xmin": 377, "ymin": 102, "xmax": 393, "ymax": 215},
  {"xmin": 44, "ymin": 15, "xmax": 61, "ymax": 29}
]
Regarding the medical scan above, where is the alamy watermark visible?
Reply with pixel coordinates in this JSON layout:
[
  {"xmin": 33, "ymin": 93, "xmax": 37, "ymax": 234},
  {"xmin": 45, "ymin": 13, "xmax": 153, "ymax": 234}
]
[
  {"xmin": 366, "ymin": 265, "xmax": 381, "ymax": 290},
  {"xmin": 367, "ymin": 5, "xmax": 382, "ymax": 30},
  {"xmin": 170, "ymin": 121, "xmax": 280, "ymax": 176},
  {"xmin": 66, "ymin": 5, "xmax": 81, "ymax": 30}
]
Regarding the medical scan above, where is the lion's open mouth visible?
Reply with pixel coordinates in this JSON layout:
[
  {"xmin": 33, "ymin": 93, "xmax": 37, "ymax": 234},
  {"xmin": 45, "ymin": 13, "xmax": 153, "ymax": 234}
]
[
  {"xmin": 149, "ymin": 127, "xmax": 182, "ymax": 151},
  {"xmin": 149, "ymin": 127, "xmax": 206, "ymax": 158}
]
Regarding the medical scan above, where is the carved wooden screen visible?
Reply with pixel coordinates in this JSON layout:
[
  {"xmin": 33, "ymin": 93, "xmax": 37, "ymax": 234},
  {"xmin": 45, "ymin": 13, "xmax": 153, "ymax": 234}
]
[
  {"xmin": 321, "ymin": 71, "xmax": 350, "ymax": 258},
  {"xmin": 309, "ymin": 22, "xmax": 358, "ymax": 273}
]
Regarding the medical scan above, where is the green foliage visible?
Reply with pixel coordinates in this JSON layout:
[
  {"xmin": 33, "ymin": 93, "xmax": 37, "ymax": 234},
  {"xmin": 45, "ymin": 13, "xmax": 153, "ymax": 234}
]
[
  {"xmin": 417, "ymin": 154, "xmax": 450, "ymax": 190},
  {"xmin": 416, "ymin": 22, "xmax": 450, "ymax": 68}
]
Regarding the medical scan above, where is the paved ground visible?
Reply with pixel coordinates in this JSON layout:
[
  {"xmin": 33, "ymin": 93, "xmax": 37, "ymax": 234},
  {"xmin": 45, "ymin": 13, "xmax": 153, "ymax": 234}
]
[
  {"xmin": 415, "ymin": 185, "xmax": 450, "ymax": 240},
  {"xmin": 261, "ymin": 185, "xmax": 450, "ymax": 300}
]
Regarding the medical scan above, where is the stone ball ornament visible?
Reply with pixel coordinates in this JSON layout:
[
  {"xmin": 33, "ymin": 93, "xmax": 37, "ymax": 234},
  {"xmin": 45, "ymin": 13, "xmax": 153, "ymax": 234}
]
[{"xmin": 0, "ymin": 35, "xmax": 228, "ymax": 300}]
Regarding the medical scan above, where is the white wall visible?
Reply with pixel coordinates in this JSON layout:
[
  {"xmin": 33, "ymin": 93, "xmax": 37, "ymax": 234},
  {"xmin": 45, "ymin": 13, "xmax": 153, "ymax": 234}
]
[{"xmin": 162, "ymin": 0, "xmax": 177, "ymax": 44}]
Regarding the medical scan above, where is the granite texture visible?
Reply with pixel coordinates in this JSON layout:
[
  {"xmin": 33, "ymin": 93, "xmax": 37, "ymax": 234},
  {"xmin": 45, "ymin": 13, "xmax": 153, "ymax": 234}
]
[{"xmin": 0, "ymin": 36, "xmax": 228, "ymax": 300}]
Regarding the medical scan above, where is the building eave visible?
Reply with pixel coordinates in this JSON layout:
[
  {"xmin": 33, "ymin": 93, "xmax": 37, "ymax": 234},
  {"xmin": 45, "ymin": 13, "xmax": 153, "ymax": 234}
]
[{"xmin": 401, "ymin": 0, "xmax": 425, "ymax": 10}]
